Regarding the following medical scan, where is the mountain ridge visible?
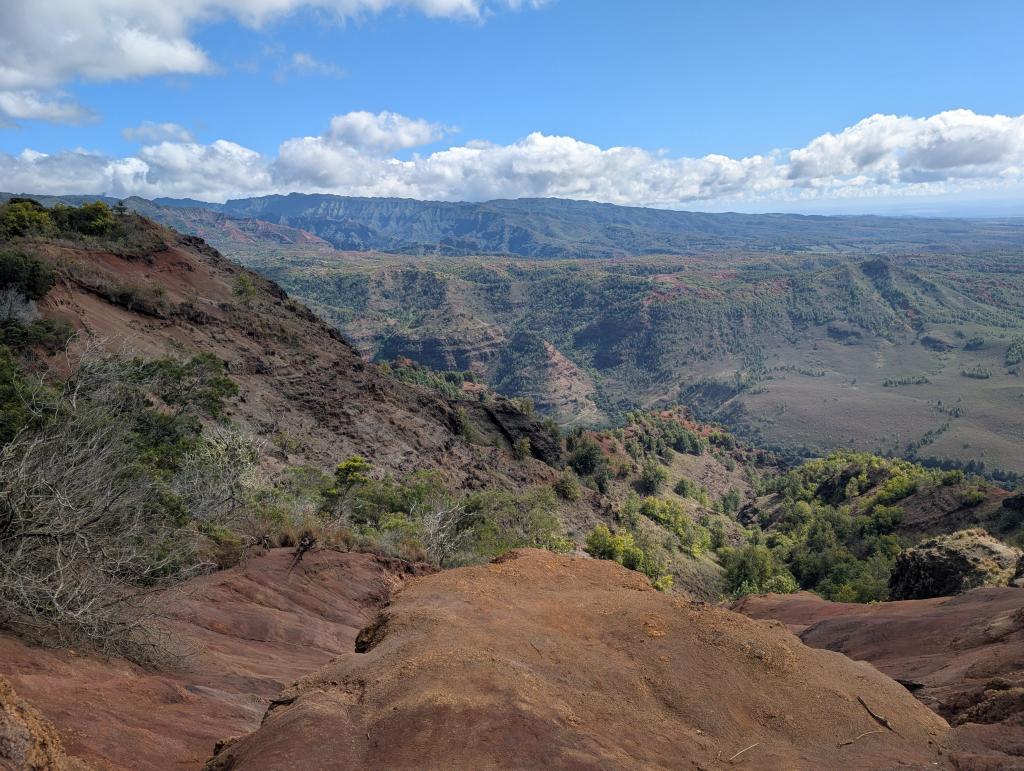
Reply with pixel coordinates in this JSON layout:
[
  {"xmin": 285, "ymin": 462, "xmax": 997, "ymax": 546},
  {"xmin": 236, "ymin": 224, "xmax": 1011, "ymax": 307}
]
[{"xmin": 7, "ymin": 191, "xmax": 1024, "ymax": 259}]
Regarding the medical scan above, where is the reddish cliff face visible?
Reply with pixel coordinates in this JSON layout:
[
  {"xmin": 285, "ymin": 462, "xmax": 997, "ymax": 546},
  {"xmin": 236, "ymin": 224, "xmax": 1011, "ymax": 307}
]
[
  {"xmin": 0, "ymin": 549, "xmax": 426, "ymax": 770},
  {"xmin": 208, "ymin": 550, "xmax": 948, "ymax": 771},
  {"xmin": 735, "ymin": 588, "xmax": 1024, "ymax": 767}
]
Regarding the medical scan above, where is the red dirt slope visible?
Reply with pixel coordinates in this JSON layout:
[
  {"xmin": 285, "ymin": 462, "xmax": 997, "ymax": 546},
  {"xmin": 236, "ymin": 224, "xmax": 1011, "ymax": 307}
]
[
  {"xmin": 0, "ymin": 549, "xmax": 425, "ymax": 770},
  {"xmin": 736, "ymin": 589, "xmax": 1024, "ymax": 767},
  {"xmin": 209, "ymin": 549, "xmax": 949, "ymax": 770}
]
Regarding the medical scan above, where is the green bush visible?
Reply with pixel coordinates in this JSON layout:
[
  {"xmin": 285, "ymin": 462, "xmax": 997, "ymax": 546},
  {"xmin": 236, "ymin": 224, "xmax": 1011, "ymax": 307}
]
[
  {"xmin": 959, "ymin": 487, "xmax": 986, "ymax": 507},
  {"xmin": 568, "ymin": 435, "xmax": 604, "ymax": 476},
  {"xmin": 50, "ymin": 201, "xmax": 123, "ymax": 238},
  {"xmin": 232, "ymin": 273, "xmax": 257, "ymax": 306},
  {"xmin": 1007, "ymin": 336, "xmax": 1024, "ymax": 367},
  {"xmin": 637, "ymin": 457, "xmax": 668, "ymax": 494},
  {"xmin": 941, "ymin": 469, "xmax": 965, "ymax": 486},
  {"xmin": 719, "ymin": 487, "xmax": 742, "ymax": 514},
  {"xmin": 553, "ymin": 469, "xmax": 582, "ymax": 501},
  {"xmin": 674, "ymin": 477, "xmax": 696, "ymax": 497},
  {"xmin": 638, "ymin": 497, "xmax": 712, "ymax": 556},
  {"xmin": 722, "ymin": 544, "xmax": 797, "ymax": 597},
  {"xmin": 0, "ymin": 200, "xmax": 53, "ymax": 239},
  {"xmin": 0, "ymin": 250, "xmax": 55, "ymax": 300},
  {"xmin": 513, "ymin": 436, "xmax": 532, "ymax": 460},
  {"xmin": 584, "ymin": 524, "xmax": 673, "ymax": 591}
]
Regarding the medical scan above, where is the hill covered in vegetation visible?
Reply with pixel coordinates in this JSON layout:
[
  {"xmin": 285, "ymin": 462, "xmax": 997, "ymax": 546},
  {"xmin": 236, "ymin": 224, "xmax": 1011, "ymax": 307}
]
[{"xmin": 227, "ymin": 247, "xmax": 1024, "ymax": 478}]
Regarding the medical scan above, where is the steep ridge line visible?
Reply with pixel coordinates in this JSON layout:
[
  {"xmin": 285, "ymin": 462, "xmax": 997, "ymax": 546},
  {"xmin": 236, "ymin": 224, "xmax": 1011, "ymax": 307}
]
[{"xmin": 31, "ymin": 218, "xmax": 562, "ymax": 493}]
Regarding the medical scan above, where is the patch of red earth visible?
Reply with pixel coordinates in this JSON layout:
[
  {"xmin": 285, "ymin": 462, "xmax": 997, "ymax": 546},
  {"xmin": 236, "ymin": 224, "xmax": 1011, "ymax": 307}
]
[
  {"xmin": 0, "ymin": 549, "xmax": 427, "ymax": 771},
  {"xmin": 208, "ymin": 550, "xmax": 949, "ymax": 771},
  {"xmin": 735, "ymin": 588, "xmax": 1024, "ymax": 767}
]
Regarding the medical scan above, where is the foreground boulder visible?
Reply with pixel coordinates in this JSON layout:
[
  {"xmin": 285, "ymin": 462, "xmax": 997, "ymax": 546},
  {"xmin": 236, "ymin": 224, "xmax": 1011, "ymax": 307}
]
[
  {"xmin": 889, "ymin": 528, "xmax": 1021, "ymax": 600},
  {"xmin": 735, "ymin": 587, "xmax": 1024, "ymax": 767},
  {"xmin": 0, "ymin": 677, "xmax": 84, "ymax": 771},
  {"xmin": 208, "ymin": 549, "xmax": 948, "ymax": 770}
]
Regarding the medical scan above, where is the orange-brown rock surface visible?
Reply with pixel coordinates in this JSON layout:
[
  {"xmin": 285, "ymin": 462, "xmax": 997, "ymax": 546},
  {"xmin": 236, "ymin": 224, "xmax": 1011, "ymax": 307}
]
[
  {"xmin": 736, "ymin": 588, "xmax": 1024, "ymax": 768},
  {"xmin": 209, "ymin": 550, "xmax": 949, "ymax": 770},
  {"xmin": 0, "ymin": 548, "xmax": 424, "ymax": 770}
]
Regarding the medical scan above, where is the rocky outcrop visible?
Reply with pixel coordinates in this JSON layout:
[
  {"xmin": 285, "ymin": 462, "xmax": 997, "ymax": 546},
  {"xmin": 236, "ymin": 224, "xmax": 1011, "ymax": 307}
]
[
  {"xmin": 207, "ymin": 550, "xmax": 948, "ymax": 770},
  {"xmin": 889, "ymin": 529, "xmax": 1021, "ymax": 600},
  {"xmin": 0, "ymin": 677, "xmax": 84, "ymax": 771},
  {"xmin": 0, "ymin": 549, "xmax": 421, "ymax": 770},
  {"xmin": 735, "ymin": 588, "xmax": 1024, "ymax": 766}
]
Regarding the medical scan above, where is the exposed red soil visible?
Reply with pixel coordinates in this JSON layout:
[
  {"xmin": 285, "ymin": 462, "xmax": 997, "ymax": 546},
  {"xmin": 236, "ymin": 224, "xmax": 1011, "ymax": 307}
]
[
  {"xmin": 735, "ymin": 588, "xmax": 1024, "ymax": 768},
  {"xmin": 209, "ymin": 550, "xmax": 949, "ymax": 770},
  {"xmin": 0, "ymin": 548, "xmax": 425, "ymax": 770}
]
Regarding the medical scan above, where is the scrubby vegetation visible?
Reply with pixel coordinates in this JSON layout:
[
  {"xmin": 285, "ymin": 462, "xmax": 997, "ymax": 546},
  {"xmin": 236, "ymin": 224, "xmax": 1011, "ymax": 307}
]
[
  {"xmin": 883, "ymin": 375, "xmax": 930, "ymax": 387},
  {"xmin": 961, "ymin": 366, "xmax": 993, "ymax": 379},
  {"xmin": 1, "ymin": 198, "xmax": 126, "ymax": 242},
  {"xmin": 384, "ymin": 359, "xmax": 482, "ymax": 401},
  {"xmin": 584, "ymin": 524, "xmax": 673, "ymax": 591},
  {"xmin": 725, "ymin": 452, "xmax": 1003, "ymax": 602},
  {"xmin": 323, "ymin": 457, "xmax": 573, "ymax": 565},
  {"xmin": 1007, "ymin": 336, "xmax": 1024, "ymax": 367},
  {"xmin": 0, "ymin": 342, "xmax": 254, "ymax": 660}
]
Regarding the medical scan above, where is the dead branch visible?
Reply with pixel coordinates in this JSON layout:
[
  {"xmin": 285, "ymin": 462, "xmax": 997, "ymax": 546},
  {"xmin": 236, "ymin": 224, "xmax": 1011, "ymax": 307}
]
[
  {"xmin": 857, "ymin": 696, "xmax": 896, "ymax": 732},
  {"xmin": 838, "ymin": 729, "xmax": 886, "ymax": 748},
  {"xmin": 727, "ymin": 742, "xmax": 759, "ymax": 763}
]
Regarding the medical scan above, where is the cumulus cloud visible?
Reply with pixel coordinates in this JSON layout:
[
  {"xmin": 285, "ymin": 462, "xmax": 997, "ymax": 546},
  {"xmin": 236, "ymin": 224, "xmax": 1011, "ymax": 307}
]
[
  {"xmin": 4, "ymin": 109, "xmax": 1024, "ymax": 210},
  {"xmin": 786, "ymin": 110, "xmax": 1024, "ymax": 187},
  {"xmin": 0, "ymin": 91, "xmax": 95, "ymax": 125},
  {"xmin": 0, "ymin": 0, "xmax": 534, "ymax": 125},
  {"xmin": 122, "ymin": 121, "xmax": 195, "ymax": 143},
  {"xmin": 323, "ymin": 110, "xmax": 450, "ymax": 152}
]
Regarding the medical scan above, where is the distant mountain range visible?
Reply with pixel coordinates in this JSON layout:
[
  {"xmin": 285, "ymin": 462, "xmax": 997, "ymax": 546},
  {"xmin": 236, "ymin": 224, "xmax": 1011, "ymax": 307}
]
[{"xmin": 6, "ymin": 192, "xmax": 1024, "ymax": 258}]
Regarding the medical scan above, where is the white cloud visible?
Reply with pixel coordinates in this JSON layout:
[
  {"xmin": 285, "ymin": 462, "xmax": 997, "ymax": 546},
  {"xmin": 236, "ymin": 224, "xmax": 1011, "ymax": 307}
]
[
  {"xmin": 786, "ymin": 110, "xmax": 1024, "ymax": 187},
  {"xmin": 273, "ymin": 51, "xmax": 345, "ymax": 82},
  {"xmin": 287, "ymin": 52, "xmax": 345, "ymax": 79},
  {"xmin": 324, "ymin": 110, "xmax": 450, "ymax": 152},
  {"xmin": 122, "ymin": 120, "xmax": 195, "ymax": 143},
  {"xmin": 0, "ymin": 90, "xmax": 95, "ymax": 125},
  {"xmin": 4, "ymin": 109, "xmax": 1024, "ymax": 211},
  {"xmin": 0, "ymin": 0, "xmax": 535, "ymax": 125}
]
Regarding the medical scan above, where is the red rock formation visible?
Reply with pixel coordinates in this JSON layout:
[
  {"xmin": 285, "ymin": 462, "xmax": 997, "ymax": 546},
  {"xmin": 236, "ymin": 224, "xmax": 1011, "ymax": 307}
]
[
  {"xmin": 0, "ymin": 548, "xmax": 424, "ymax": 770},
  {"xmin": 736, "ymin": 588, "xmax": 1024, "ymax": 767},
  {"xmin": 209, "ymin": 550, "xmax": 949, "ymax": 770}
]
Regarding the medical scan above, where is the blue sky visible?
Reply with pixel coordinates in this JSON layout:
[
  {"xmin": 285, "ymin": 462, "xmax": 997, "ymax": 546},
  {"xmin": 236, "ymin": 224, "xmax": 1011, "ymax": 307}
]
[{"xmin": 2, "ymin": 0, "xmax": 1024, "ymax": 212}]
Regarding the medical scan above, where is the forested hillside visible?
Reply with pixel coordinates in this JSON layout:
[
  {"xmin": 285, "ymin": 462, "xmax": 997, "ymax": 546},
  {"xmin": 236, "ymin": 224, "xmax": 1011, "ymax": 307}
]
[{"xmin": 236, "ymin": 247, "xmax": 1024, "ymax": 477}]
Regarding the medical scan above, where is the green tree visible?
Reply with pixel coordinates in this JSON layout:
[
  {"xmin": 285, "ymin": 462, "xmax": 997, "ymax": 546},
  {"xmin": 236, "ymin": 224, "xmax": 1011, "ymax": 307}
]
[
  {"xmin": 232, "ymin": 273, "xmax": 258, "ymax": 306},
  {"xmin": 554, "ymin": 469, "xmax": 582, "ymax": 501},
  {"xmin": 0, "ymin": 201, "xmax": 53, "ymax": 238},
  {"xmin": 638, "ymin": 458, "xmax": 668, "ymax": 494},
  {"xmin": 0, "ymin": 250, "xmax": 55, "ymax": 300},
  {"xmin": 568, "ymin": 435, "xmax": 604, "ymax": 476}
]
